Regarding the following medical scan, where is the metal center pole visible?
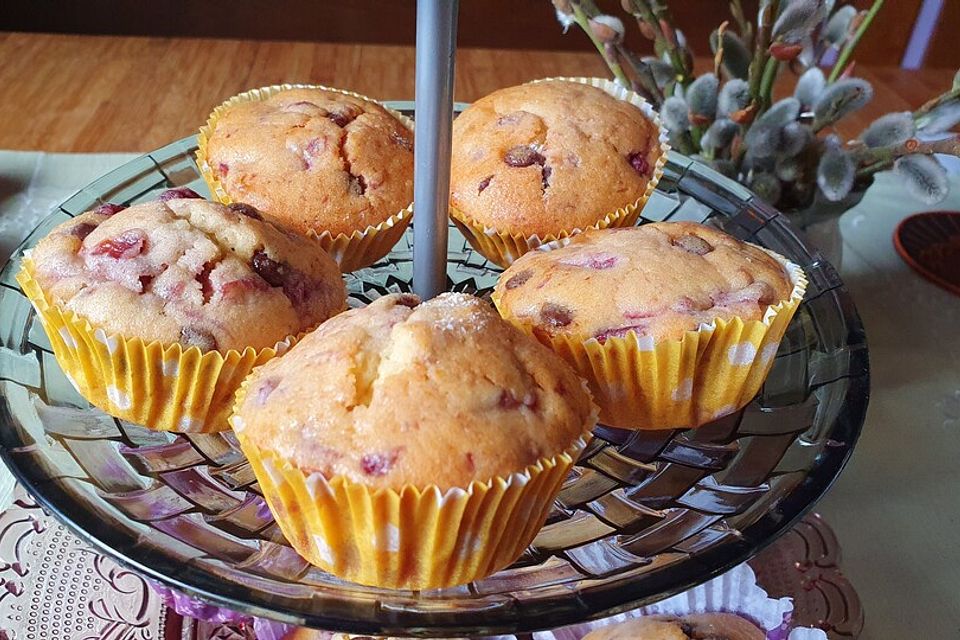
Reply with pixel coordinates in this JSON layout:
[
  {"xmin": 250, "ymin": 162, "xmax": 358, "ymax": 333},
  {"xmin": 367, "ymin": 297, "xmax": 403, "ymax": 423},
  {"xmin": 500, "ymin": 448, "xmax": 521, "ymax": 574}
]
[{"xmin": 413, "ymin": 0, "xmax": 459, "ymax": 300}]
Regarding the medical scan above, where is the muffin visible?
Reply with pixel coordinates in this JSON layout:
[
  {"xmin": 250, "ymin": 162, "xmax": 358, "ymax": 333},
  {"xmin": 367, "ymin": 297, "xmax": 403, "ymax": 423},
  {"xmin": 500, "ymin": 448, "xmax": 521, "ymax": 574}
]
[
  {"xmin": 493, "ymin": 222, "xmax": 807, "ymax": 429},
  {"xmin": 581, "ymin": 614, "xmax": 765, "ymax": 640},
  {"xmin": 198, "ymin": 85, "xmax": 415, "ymax": 272},
  {"xmin": 450, "ymin": 77, "xmax": 668, "ymax": 267},
  {"xmin": 231, "ymin": 292, "xmax": 597, "ymax": 589},
  {"xmin": 17, "ymin": 192, "xmax": 346, "ymax": 432}
]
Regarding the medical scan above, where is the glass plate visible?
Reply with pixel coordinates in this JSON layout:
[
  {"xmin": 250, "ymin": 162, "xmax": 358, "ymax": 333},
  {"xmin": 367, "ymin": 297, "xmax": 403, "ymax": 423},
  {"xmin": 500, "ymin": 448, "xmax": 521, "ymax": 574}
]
[{"xmin": 0, "ymin": 112, "xmax": 868, "ymax": 636}]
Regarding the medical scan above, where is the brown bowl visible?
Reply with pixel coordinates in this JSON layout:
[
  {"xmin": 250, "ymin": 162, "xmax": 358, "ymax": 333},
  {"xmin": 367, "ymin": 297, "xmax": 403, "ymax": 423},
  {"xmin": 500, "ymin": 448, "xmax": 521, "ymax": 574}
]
[{"xmin": 894, "ymin": 210, "xmax": 960, "ymax": 297}]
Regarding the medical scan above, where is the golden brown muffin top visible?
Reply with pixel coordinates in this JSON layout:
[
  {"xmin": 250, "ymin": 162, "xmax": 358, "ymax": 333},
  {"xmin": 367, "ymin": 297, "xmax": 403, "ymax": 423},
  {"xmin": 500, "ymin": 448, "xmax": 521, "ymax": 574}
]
[
  {"xmin": 494, "ymin": 222, "xmax": 794, "ymax": 344},
  {"xmin": 29, "ymin": 192, "xmax": 346, "ymax": 352},
  {"xmin": 450, "ymin": 80, "xmax": 663, "ymax": 238},
  {"xmin": 582, "ymin": 614, "xmax": 765, "ymax": 640},
  {"xmin": 233, "ymin": 293, "xmax": 596, "ymax": 490},
  {"xmin": 205, "ymin": 88, "xmax": 414, "ymax": 237}
]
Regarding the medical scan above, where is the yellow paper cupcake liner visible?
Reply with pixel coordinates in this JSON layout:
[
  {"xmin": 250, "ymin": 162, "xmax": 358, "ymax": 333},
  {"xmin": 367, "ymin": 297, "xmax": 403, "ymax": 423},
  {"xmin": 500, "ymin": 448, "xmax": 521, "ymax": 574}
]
[
  {"xmin": 451, "ymin": 76, "xmax": 670, "ymax": 268},
  {"xmin": 238, "ymin": 437, "xmax": 588, "ymax": 590},
  {"xmin": 17, "ymin": 259, "xmax": 297, "ymax": 433},
  {"xmin": 197, "ymin": 84, "xmax": 415, "ymax": 273},
  {"xmin": 493, "ymin": 251, "xmax": 808, "ymax": 430},
  {"xmin": 232, "ymin": 372, "xmax": 596, "ymax": 589}
]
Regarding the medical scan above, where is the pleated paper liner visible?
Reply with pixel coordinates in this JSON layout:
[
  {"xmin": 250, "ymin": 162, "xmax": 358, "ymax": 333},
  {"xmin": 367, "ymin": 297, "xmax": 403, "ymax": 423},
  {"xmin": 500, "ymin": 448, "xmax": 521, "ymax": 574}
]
[
  {"xmin": 17, "ymin": 259, "xmax": 297, "ymax": 433},
  {"xmin": 196, "ymin": 84, "xmax": 415, "ymax": 273},
  {"xmin": 450, "ymin": 76, "xmax": 670, "ymax": 269},
  {"xmin": 232, "ymin": 374, "xmax": 597, "ymax": 589},
  {"xmin": 494, "ymin": 251, "xmax": 808, "ymax": 430}
]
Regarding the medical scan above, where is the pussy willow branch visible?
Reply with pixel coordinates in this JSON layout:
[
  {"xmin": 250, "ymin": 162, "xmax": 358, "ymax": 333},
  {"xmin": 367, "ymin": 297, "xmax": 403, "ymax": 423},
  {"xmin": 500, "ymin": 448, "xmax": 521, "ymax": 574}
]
[
  {"xmin": 619, "ymin": 48, "xmax": 666, "ymax": 105},
  {"xmin": 570, "ymin": 1, "xmax": 630, "ymax": 86},
  {"xmin": 648, "ymin": 0, "xmax": 692, "ymax": 82},
  {"xmin": 747, "ymin": 0, "xmax": 779, "ymax": 111},
  {"xmin": 827, "ymin": 0, "xmax": 884, "ymax": 83},
  {"xmin": 914, "ymin": 86, "xmax": 960, "ymax": 119},
  {"xmin": 626, "ymin": 0, "xmax": 690, "ymax": 86},
  {"xmin": 729, "ymin": 0, "xmax": 753, "ymax": 47},
  {"xmin": 759, "ymin": 57, "xmax": 781, "ymax": 111},
  {"xmin": 854, "ymin": 135, "xmax": 960, "ymax": 178}
]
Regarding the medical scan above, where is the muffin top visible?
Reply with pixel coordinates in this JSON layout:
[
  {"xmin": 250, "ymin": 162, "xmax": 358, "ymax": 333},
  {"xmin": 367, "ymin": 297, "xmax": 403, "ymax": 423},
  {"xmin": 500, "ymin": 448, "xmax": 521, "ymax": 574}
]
[
  {"xmin": 233, "ymin": 292, "xmax": 596, "ymax": 490},
  {"xmin": 204, "ymin": 88, "xmax": 414, "ymax": 238},
  {"xmin": 29, "ymin": 192, "xmax": 346, "ymax": 352},
  {"xmin": 450, "ymin": 80, "xmax": 663, "ymax": 238},
  {"xmin": 494, "ymin": 222, "xmax": 794, "ymax": 344},
  {"xmin": 581, "ymin": 614, "xmax": 764, "ymax": 640}
]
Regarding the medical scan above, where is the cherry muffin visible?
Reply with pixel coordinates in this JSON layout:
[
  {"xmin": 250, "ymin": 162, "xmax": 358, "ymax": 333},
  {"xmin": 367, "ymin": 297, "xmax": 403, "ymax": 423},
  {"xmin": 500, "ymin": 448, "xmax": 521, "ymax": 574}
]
[
  {"xmin": 18, "ymin": 191, "xmax": 346, "ymax": 432},
  {"xmin": 232, "ymin": 292, "xmax": 597, "ymax": 589},
  {"xmin": 493, "ymin": 222, "xmax": 807, "ymax": 429},
  {"xmin": 450, "ymin": 78, "xmax": 668, "ymax": 266},
  {"xmin": 582, "ymin": 614, "xmax": 765, "ymax": 640},
  {"xmin": 198, "ymin": 85, "xmax": 414, "ymax": 271}
]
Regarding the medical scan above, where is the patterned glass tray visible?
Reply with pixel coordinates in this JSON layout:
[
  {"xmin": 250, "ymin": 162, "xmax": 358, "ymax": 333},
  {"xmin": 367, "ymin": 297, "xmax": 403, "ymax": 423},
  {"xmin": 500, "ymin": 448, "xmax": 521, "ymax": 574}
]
[{"xmin": 0, "ymin": 124, "xmax": 869, "ymax": 636}]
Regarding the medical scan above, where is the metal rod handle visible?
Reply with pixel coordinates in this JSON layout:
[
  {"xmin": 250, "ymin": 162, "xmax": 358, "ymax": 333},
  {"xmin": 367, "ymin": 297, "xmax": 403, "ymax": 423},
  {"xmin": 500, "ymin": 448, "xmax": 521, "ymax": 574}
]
[{"xmin": 413, "ymin": 0, "xmax": 459, "ymax": 299}]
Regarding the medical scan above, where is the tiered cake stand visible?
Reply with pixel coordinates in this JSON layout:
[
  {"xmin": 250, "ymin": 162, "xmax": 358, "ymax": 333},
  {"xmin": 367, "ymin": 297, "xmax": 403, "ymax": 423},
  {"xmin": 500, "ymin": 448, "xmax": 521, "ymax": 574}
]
[
  {"xmin": 0, "ymin": 2, "xmax": 868, "ymax": 636},
  {"xmin": 0, "ymin": 128, "xmax": 868, "ymax": 637}
]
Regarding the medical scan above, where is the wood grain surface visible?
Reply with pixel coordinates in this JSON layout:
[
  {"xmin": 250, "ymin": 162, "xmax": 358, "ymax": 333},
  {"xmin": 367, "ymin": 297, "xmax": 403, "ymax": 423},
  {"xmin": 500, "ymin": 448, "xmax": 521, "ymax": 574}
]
[{"xmin": 0, "ymin": 32, "xmax": 955, "ymax": 153}]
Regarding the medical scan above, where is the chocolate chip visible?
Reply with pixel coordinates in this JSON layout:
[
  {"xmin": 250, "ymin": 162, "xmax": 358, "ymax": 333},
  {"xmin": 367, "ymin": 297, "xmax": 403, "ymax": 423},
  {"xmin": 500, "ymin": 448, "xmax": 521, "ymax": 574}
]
[
  {"xmin": 478, "ymin": 174, "xmax": 494, "ymax": 194},
  {"xmin": 66, "ymin": 222, "xmax": 97, "ymax": 240},
  {"xmin": 158, "ymin": 187, "xmax": 202, "ymax": 202},
  {"xmin": 540, "ymin": 302, "xmax": 573, "ymax": 328},
  {"xmin": 251, "ymin": 251, "xmax": 286, "ymax": 287},
  {"xmin": 139, "ymin": 275, "xmax": 154, "ymax": 292},
  {"xmin": 394, "ymin": 293, "xmax": 420, "ymax": 308},
  {"xmin": 504, "ymin": 145, "xmax": 545, "ymax": 168},
  {"xmin": 672, "ymin": 234, "xmax": 713, "ymax": 255},
  {"xmin": 228, "ymin": 202, "xmax": 264, "ymax": 221},
  {"xmin": 180, "ymin": 326, "xmax": 218, "ymax": 352},
  {"xmin": 505, "ymin": 269, "xmax": 533, "ymax": 290},
  {"xmin": 627, "ymin": 151, "xmax": 650, "ymax": 175},
  {"xmin": 93, "ymin": 203, "xmax": 128, "ymax": 217},
  {"xmin": 465, "ymin": 452, "xmax": 475, "ymax": 473}
]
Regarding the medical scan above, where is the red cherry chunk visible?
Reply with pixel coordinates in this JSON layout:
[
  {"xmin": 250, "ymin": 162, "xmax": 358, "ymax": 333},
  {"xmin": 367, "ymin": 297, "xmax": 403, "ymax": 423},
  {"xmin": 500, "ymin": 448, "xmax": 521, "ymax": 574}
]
[
  {"xmin": 360, "ymin": 448, "xmax": 402, "ymax": 476},
  {"xmin": 505, "ymin": 269, "xmax": 533, "ymax": 290},
  {"xmin": 559, "ymin": 253, "xmax": 620, "ymax": 270},
  {"xmin": 93, "ymin": 203, "xmax": 128, "ymax": 216},
  {"xmin": 89, "ymin": 229, "xmax": 146, "ymax": 259},
  {"xmin": 504, "ymin": 145, "xmax": 545, "ymax": 168},
  {"xmin": 227, "ymin": 203, "xmax": 264, "ymax": 221},
  {"xmin": 158, "ymin": 187, "xmax": 202, "ymax": 202},
  {"xmin": 66, "ymin": 222, "xmax": 97, "ymax": 240},
  {"xmin": 540, "ymin": 302, "xmax": 573, "ymax": 328},
  {"xmin": 594, "ymin": 322, "xmax": 648, "ymax": 343},
  {"xmin": 627, "ymin": 151, "xmax": 650, "ymax": 175}
]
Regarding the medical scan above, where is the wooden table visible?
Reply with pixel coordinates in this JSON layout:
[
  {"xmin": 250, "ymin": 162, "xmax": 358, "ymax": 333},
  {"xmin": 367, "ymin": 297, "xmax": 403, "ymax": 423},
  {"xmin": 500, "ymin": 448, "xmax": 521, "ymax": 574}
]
[{"xmin": 0, "ymin": 31, "xmax": 955, "ymax": 153}]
